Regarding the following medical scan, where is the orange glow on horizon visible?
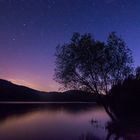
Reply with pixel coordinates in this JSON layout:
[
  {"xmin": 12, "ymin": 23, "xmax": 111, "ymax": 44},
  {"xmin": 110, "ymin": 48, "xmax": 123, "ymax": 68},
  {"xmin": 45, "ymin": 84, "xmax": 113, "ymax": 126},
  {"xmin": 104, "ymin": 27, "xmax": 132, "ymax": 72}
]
[{"xmin": 9, "ymin": 78, "xmax": 49, "ymax": 92}]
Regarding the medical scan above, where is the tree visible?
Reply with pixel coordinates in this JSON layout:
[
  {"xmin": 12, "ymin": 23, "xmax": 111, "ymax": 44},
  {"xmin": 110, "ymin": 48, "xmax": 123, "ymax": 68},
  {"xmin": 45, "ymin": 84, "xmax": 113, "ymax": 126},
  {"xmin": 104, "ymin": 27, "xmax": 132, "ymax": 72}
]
[
  {"xmin": 108, "ymin": 67, "xmax": 140, "ymax": 121},
  {"xmin": 135, "ymin": 66, "xmax": 140, "ymax": 79},
  {"xmin": 54, "ymin": 32, "xmax": 133, "ymax": 120}
]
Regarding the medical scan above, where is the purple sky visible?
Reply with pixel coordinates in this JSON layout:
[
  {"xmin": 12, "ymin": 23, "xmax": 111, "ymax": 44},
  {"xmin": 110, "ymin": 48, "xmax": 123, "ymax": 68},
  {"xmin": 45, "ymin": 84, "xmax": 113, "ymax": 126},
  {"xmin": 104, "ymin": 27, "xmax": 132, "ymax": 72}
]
[{"xmin": 0, "ymin": 0, "xmax": 140, "ymax": 91}]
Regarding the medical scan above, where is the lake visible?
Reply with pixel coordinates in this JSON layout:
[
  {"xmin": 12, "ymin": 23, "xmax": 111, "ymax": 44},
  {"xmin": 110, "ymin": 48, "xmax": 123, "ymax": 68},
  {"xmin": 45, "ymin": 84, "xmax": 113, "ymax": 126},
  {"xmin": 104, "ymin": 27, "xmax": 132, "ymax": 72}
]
[{"xmin": 0, "ymin": 103, "xmax": 139, "ymax": 140}]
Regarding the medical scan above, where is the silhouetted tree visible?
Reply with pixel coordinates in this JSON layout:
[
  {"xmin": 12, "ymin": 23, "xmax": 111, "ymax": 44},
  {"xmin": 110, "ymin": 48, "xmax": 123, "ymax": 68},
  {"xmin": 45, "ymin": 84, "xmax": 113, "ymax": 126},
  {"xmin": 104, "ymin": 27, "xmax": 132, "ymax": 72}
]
[
  {"xmin": 135, "ymin": 66, "xmax": 140, "ymax": 79},
  {"xmin": 54, "ymin": 32, "xmax": 133, "ymax": 120},
  {"xmin": 109, "ymin": 67, "xmax": 140, "ymax": 120}
]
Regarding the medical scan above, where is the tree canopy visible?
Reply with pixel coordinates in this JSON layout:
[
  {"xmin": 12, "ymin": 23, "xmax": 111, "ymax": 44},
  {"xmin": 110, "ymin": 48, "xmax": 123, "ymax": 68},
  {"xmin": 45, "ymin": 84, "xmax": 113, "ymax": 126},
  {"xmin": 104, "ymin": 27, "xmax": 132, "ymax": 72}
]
[{"xmin": 54, "ymin": 32, "xmax": 133, "ymax": 95}]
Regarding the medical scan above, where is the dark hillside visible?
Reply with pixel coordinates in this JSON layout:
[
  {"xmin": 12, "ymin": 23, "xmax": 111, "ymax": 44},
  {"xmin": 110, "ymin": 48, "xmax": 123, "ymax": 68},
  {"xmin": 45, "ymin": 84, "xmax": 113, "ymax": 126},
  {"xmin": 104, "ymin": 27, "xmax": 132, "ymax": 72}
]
[{"xmin": 0, "ymin": 79, "xmax": 97, "ymax": 102}]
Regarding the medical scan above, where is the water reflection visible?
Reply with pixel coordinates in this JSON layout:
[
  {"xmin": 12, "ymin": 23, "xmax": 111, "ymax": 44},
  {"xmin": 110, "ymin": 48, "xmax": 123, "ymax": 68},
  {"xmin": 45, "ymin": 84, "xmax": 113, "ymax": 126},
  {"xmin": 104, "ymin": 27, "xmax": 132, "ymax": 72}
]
[
  {"xmin": 0, "ymin": 103, "xmax": 139, "ymax": 140},
  {"xmin": 0, "ymin": 103, "xmax": 100, "ymax": 122},
  {"xmin": 79, "ymin": 132, "xmax": 101, "ymax": 140}
]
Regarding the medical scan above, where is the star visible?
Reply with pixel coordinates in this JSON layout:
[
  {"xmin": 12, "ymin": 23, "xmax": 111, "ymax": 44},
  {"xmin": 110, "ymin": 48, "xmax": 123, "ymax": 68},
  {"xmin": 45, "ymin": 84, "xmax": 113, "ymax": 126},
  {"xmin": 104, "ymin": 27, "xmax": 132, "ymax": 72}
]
[
  {"xmin": 12, "ymin": 38, "xmax": 16, "ymax": 41},
  {"xmin": 23, "ymin": 23, "xmax": 26, "ymax": 26}
]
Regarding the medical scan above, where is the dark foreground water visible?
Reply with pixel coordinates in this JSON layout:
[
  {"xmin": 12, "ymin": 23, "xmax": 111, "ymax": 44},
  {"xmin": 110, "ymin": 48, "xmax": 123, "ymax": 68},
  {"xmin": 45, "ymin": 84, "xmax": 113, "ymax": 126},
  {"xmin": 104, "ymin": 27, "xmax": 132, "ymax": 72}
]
[{"xmin": 0, "ymin": 103, "xmax": 139, "ymax": 140}]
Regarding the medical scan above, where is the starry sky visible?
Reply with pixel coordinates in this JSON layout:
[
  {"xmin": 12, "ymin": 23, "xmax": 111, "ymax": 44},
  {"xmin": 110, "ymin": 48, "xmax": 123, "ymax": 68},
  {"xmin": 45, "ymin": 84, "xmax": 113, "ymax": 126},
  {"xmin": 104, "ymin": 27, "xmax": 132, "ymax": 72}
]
[{"xmin": 0, "ymin": 0, "xmax": 140, "ymax": 91}]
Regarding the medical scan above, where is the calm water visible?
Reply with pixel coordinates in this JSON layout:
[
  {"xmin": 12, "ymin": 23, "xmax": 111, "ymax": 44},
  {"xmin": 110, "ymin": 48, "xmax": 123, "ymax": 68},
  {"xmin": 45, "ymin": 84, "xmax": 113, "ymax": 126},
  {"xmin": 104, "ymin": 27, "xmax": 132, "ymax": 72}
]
[{"xmin": 0, "ymin": 103, "xmax": 139, "ymax": 140}]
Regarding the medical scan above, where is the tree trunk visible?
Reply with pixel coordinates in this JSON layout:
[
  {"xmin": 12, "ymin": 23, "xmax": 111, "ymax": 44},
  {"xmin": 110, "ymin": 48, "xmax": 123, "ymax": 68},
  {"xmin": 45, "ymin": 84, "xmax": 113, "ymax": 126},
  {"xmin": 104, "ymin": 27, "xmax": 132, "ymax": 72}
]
[{"xmin": 95, "ymin": 91, "xmax": 117, "ymax": 121}]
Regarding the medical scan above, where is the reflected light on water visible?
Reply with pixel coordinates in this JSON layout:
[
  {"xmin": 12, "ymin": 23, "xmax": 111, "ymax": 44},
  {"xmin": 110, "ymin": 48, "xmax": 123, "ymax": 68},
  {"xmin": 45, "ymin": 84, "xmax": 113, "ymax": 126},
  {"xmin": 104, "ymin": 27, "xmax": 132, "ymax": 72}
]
[{"xmin": 0, "ymin": 103, "xmax": 139, "ymax": 140}]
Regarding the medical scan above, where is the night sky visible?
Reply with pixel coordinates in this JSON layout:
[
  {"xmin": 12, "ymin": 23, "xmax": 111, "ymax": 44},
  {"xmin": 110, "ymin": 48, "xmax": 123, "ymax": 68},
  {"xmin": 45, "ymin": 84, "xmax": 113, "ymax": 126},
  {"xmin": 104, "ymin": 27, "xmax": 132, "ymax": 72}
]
[{"xmin": 0, "ymin": 0, "xmax": 140, "ymax": 91}]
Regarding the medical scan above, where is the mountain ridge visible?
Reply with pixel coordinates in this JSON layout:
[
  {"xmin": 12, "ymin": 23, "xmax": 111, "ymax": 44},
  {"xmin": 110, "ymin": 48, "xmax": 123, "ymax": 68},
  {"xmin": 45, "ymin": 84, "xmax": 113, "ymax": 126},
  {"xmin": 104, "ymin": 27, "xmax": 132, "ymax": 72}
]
[{"xmin": 0, "ymin": 79, "xmax": 97, "ymax": 102}]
